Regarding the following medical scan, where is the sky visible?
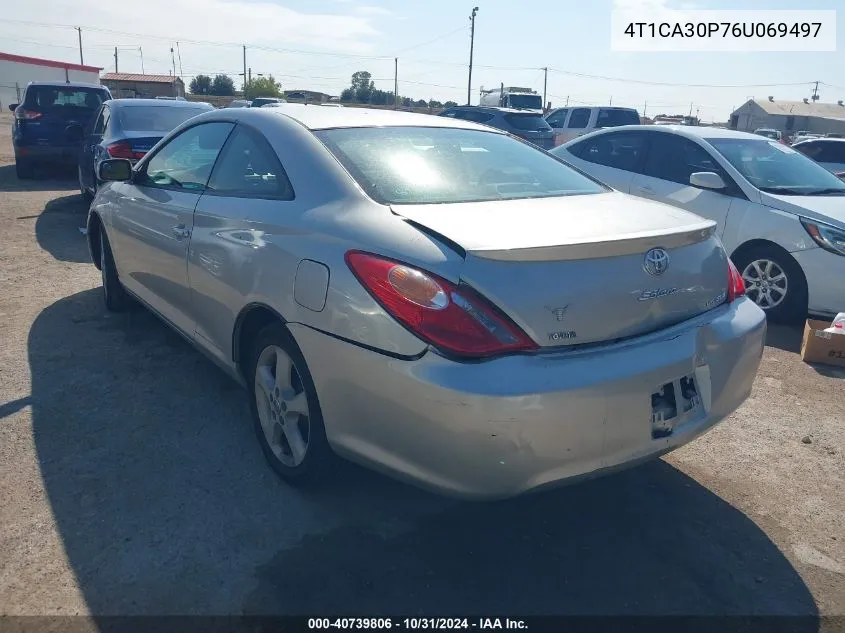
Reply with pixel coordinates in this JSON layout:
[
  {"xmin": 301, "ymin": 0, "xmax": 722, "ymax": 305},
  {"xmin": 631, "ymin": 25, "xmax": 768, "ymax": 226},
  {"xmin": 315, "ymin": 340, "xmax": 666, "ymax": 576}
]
[{"xmin": 1, "ymin": 0, "xmax": 843, "ymax": 122}]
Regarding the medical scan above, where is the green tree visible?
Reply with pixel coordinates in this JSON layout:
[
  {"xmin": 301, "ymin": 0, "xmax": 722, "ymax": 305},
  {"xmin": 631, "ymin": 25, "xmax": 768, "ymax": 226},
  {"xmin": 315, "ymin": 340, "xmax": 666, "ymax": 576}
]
[
  {"xmin": 189, "ymin": 74, "xmax": 212, "ymax": 95},
  {"xmin": 350, "ymin": 70, "xmax": 374, "ymax": 102},
  {"xmin": 210, "ymin": 74, "xmax": 235, "ymax": 96},
  {"xmin": 429, "ymin": 99, "xmax": 442, "ymax": 108},
  {"xmin": 340, "ymin": 88, "xmax": 355, "ymax": 102},
  {"xmin": 444, "ymin": 100, "xmax": 458, "ymax": 108},
  {"xmin": 244, "ymin": 75, "xmax": 282, "ymax": 100},
  {"xmin": 414, "ymin": 99, "xmax": 427, "ymax": 108}
]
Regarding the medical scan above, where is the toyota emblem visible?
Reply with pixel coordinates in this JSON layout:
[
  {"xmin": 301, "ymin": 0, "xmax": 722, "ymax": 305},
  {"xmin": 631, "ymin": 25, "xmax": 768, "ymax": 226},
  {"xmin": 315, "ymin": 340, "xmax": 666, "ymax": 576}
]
[{"xmin": 643, "ymin": 248, "xmax": 670, "ymax": 276}]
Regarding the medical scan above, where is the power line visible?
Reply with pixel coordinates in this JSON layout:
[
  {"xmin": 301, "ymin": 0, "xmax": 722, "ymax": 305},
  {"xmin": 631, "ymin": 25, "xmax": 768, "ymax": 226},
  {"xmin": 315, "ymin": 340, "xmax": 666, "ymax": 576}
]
[{"xmin": 394, "ymin": 26, "xmax": 465, "ymax": 55}]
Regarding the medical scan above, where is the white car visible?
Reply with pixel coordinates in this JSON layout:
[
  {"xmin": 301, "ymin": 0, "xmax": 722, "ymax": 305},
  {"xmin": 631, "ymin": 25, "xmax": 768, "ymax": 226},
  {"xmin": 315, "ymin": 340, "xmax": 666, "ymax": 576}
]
[
  {"xmin": 553, "ymin": 125, "xmax": 845, "ymax": 322},
  {"xmin": 792, "ymin": 138, "xmax": 845, "ymax": 175},
  {"xmin": 545, "ymin": 106, "xmax": 640, "ymax": 147}
]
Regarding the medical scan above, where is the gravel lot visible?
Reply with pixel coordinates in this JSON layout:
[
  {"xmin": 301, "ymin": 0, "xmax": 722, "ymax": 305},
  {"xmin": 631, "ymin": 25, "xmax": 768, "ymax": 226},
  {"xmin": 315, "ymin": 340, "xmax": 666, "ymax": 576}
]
[{"xmin": 0, "ymin": 111, "xmax": 843, "ymax": 621}]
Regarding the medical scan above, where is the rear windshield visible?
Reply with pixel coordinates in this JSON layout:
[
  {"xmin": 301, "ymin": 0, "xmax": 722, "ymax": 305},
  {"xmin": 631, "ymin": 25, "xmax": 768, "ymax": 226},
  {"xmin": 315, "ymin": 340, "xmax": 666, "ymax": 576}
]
[
  {"xmin": 316, "ymin": 126, "xmax": 605, "ymax": 205},
  {"xmin": 504, "ymin": 114, "xmax": 551, "ymax": 131},
  {"xmin": 507, "ymin": 94, "xmax": 543, "ymax": 110},
  {"xmin": 24, "ymin": 86, "xmax": 108, "ymax": 111},
  {"xmin": 118, "ymin": 106, "xmax": 210, "ymax": 132},
  {"xmin": 595, "ymin": 108, "xmax": 640, "ymax": 128}
]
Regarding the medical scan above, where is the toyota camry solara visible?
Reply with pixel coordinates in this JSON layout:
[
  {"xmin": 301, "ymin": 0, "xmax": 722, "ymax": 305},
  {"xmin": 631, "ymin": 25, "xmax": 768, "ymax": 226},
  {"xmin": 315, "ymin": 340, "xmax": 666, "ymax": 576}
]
[{"xmin": 87, "ymin": 104, "xmax": 766, "ymax": 499}]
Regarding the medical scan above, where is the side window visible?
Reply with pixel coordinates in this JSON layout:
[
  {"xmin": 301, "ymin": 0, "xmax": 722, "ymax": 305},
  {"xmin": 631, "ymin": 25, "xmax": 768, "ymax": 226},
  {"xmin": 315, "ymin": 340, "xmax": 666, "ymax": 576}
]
[
  {"xmin": 795, "ymin": 141, "xmax": 823, "ymax": 161},
  {"xmin": 467, "ymin": 111, "xmax": 494, "ymax": 123},
  {"xmin": 207, "ymin": 126, "xmax": 294, "ymax": 199},
  {"xmin": 816, "ymin": 142, "xmax": 845, "ymax": 163},
  {"xmin": 546, "ymin": 109, "xmax": 568, "ymax": 127},
  {"xmin": 101, "ymin": 107, "xmax": 111, "ymax": 135},
  {"xmin": 567, "ymin": 108, "xmax": 591, "ymax": 129},
  {"xmin": 643, "ymin": 134, "xmax": 724, "ymax": 186},
  {"xmin": 138, "ymin": 122, "xmax": 234, "ymax": 191},
  {"xmin": 578, "ymin": 132, "xmax": 646, "ymax": 172},
  {"xmin": 91, "ymin": 107, "xmax": 106, "ymax": 135}
]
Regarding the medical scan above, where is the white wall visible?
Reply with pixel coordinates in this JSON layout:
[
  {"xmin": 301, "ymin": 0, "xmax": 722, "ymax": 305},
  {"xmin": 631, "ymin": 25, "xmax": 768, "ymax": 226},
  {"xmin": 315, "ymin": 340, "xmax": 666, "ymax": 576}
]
[{"xmin": 0, "ymin": 60, "xmax": 100, "ymax": 110}]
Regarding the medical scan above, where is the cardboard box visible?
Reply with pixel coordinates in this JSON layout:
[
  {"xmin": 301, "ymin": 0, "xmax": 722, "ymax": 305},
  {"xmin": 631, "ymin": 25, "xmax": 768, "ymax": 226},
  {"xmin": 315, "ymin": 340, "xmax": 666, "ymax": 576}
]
[{"xmin": 800, "ymin": 319, "xmax": 845, "ymax": 368}]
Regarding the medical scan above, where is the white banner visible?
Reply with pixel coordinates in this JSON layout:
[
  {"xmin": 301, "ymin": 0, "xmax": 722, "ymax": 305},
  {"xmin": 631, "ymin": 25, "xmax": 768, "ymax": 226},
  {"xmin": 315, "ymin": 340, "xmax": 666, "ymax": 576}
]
[{"xmin": 610, "ymin": 9, "xmax": 836, "ymax": 52}]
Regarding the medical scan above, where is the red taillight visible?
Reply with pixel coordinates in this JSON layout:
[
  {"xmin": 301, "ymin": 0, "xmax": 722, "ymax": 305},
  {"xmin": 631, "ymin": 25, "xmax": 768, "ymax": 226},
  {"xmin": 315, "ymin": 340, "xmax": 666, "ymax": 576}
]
[
  {"xmin": 15, "ymin": 109, "xmax": 42, "ymax": 120},
  {"xmin": 727, "ymin": 259, "xmax": 746, "ymax": 302},
  {"xmin": 106, "ymin": 141, "xmax": 146, "ymax": 160},
  {"xmin": 345, "ymin": 251, "xmax": 538, "ymax": 358}
]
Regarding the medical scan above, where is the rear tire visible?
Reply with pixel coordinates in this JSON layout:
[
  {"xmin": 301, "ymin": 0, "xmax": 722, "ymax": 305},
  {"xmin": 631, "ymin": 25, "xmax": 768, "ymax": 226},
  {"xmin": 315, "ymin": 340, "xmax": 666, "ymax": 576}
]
[
  {"xmin": 99, "ymin": 227, "xmax": 128, "ymax": 312},
  {"xmin": 732, "ymin": 244, "xmax": 807, "ymax": 324},
  {"xmin": 247, "ymin": 322, "xmax": 334, "ymax": 487},
  {"xmin": 15, "ymin": 158, "xmax": 34, "ymax": 180}
]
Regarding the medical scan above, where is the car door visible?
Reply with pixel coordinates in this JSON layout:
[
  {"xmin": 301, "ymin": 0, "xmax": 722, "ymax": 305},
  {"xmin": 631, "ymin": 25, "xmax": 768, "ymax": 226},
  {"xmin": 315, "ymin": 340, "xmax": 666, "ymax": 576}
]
[
  {"xmin": 564, "ymin": 130, "xmax": 647, "ymax": 192},
  {"xmin": 808, "ymin": 141, "xmax": 845, "ymax": 173},
  {"xmin": 108, "ymin": 121, "xmax": 234, "ymax": 334},
  {"xmin": 80, "ymin": 105, "xmax": 106, "ymax": 190},
  {"xmin": 629, "ymin": 132, "xmax": 738, "ymax": 236},
  {"xmin": 545, "ymin": 108, "xmax": 568, "ymax": 146},
  {"xmin": 188, "ymin": 124, "xmax": 297, "ymax": 364},
  {"xmin": 560, "ymin": 107, "xmax": 592, "ymax": 144}
]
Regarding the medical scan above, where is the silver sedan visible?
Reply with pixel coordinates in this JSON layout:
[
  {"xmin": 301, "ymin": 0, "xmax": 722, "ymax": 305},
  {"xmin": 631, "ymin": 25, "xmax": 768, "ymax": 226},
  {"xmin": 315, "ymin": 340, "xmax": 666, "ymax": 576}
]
[{"xmin": 87, "ymin": 104, "xmax": 766, "ymax": 499}]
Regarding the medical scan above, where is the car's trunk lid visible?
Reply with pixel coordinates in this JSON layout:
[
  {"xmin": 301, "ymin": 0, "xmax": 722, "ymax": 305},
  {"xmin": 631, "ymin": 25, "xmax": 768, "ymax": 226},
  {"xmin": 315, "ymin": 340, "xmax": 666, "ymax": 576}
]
[{"xmin": 393, "ymin": 192, "xmax": 727, "ymax": 347}]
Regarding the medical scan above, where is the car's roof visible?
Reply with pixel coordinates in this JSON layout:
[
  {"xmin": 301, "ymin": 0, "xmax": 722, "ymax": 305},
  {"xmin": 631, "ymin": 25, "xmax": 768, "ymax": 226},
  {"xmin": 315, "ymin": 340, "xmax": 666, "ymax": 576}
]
[
  {"xmin": 27, "ymin": 81, "xmax": 107, "ymax": 89},
  {"xmin": 793, "ymin": 137, "xmax": 845, "ymax": 145},
  {"xmin": 106, "ymin": 98, "xmax": 213, "ymax": 109},
  {"xmin": 257, "ymin": 103, "xmax": 503, "ymax": 132},
  {"xmin": 571, "ymin": 124, "xmax": 765, "ymax": 141}
]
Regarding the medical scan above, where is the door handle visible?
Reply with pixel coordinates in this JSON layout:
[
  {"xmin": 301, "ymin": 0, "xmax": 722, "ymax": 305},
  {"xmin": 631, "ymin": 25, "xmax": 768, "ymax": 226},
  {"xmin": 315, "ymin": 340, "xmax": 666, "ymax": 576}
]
[{"xmin": 171, "ymin": 224, "xmax": 190, "ymax": 240}]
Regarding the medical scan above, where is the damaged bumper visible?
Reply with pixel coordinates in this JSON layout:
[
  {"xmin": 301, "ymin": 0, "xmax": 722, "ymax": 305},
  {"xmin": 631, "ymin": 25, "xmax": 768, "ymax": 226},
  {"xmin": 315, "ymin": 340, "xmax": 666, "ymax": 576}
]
[{"xmin": 289, "ymin": 297, "xmax": 766, "ymax": 499}]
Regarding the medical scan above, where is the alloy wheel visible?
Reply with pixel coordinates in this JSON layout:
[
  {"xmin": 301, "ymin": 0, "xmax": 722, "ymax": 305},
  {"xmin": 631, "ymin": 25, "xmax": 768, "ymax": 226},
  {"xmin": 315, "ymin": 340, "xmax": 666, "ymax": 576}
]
[
  {"xmin": 253, "ymin": 345, "xmax": 311, "ymax": 467},
  {"xmin": 741, "ymin": 258, "xmax": 788, "ymax": 310}
]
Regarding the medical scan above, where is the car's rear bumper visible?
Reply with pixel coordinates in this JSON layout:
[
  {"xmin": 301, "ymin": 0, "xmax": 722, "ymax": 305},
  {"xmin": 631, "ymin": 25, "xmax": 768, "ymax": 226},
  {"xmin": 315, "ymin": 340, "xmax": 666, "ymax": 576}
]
[
  {"xmin": 290, "ymin": 297, "xmax": 766, "ymax": 499},
  {"xmin": 14, "ymin": 143, "xmax": 79, "ymax": 164},
  {"xmin": 792, "ymin": 246, "xmax": 845, "ymax": 317}
]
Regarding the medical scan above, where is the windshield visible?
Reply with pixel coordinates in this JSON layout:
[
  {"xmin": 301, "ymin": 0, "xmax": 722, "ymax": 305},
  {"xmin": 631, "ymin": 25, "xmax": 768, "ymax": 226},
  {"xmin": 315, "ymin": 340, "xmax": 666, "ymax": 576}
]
[
  {"xmin": 596, "ymin": 109, "xmax": 640, "ymax": 128},
  {"xmin": 118, "ymin": 106, "xmax": 209, "ymax": 132},
  {"xmin": 23, "ymin": 86, "xmax": 107, "ymax": 111},
  {"xmin": 507, "ymin": 94, "xmax": 542, "ymax": 110},
  {"xmin": 504, "ymin": 114, "xmax": 551, "ymax": 131},
  {"xmin": 316, "ymin": 126, "xmax": 606, "ymax": 205},
  {"xmin": 708, "ymin": 138, "xmax": 845, "ymax": 195}
]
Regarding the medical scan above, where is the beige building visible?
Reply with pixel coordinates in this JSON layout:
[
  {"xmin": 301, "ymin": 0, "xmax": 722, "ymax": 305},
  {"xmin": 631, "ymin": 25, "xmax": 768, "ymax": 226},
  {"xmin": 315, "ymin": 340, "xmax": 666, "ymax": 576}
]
[
  {"xmin": 100, "ymin": 73, "xmax": 185, "ymax": 99},
  {"xmin": 730, "ymin": 98, "xmax": 845, "ymax": 136}
]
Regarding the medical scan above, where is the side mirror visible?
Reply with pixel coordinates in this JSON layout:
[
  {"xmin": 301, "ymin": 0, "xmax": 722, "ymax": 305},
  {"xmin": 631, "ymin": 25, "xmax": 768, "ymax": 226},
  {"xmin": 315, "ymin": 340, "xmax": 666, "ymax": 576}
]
[
  {"xmin": 9, "ymin": 103, "xmax": 18, "ymax": 112},
  {"xmin": 65, "ymin": 124, "xmax": 83, "ymax": 143},
  {"xmin": 98, "ymin": 159, "xmax": 132, "ymax": 182},
  {"xmin": 689, "ymin": 171, "xmax": 725, "ymax": 190}
]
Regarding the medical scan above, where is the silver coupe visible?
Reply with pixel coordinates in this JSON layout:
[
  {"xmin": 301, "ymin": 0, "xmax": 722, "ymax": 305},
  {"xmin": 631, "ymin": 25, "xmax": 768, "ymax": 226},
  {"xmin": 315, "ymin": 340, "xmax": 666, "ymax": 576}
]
[{"xmin": 87, "ymin": 104, "xmax": 766, "ymax": 499}]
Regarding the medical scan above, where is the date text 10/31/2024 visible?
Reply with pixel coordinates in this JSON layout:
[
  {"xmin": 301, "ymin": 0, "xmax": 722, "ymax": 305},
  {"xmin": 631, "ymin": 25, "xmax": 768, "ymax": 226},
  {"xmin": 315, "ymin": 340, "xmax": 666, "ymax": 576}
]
[{"xmin": 308, "ymin": 618, "xmax": 528, "ymax": 630}]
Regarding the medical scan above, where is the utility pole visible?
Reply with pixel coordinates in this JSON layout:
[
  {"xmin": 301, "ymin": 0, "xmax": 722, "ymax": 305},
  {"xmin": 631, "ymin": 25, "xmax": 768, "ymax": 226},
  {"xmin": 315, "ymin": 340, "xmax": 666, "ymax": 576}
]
[
  {"xmin": 643, "ymin": 101, "xmax": 647, "ymax": 117},
  {"xmin": 139, "ymin": 47, "xmax": 145, "ymax": 74},
  {"xmin": 609, "ymin": 96, "xmax": 613, "ymax": 106},
  {"xmin": 114, "ymin": 47, "xmax": 118, "ymax": 73},
  {"xmin": 170, "ymin": 47, "xmax": 176, "ymax": 77},
  {"xmin": 467, "ymin": 6, "xmax": 479, "ymax": 106},
  {"xmin": 76, "ymin": 27, "xmax": 83, "ymax": 65},
  {"xmin": 811, "ymin": 80, "xmax": 819, "ymax": 102},
  {"xmin": 394, "ymin": 57, "xmax": 398, "ymax": 109},
  {"xmin": 176, "ymin": 42, "xmax": 183, "ymax": 79},
  {"xmin": 565, "ymin": 95, "xmax": 569, "ymax": 106},
  {"xmin": 242, "ymin": 45, "xmax": 247, "ymax": 97},
  {"xmin": 542, "ymin": 67, "xmax": 548, "ymax": 112},
  {"xmin": 689, "ymin": 102, "xmax": 694, "ymax": 116}
]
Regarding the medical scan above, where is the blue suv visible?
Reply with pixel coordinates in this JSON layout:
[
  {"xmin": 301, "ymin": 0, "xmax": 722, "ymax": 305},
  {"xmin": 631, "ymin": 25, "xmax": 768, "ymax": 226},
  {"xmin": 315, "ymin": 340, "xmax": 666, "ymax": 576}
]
[{"xmin": 9, "ymin": 82, "xmax": 112, "ymax": 179}]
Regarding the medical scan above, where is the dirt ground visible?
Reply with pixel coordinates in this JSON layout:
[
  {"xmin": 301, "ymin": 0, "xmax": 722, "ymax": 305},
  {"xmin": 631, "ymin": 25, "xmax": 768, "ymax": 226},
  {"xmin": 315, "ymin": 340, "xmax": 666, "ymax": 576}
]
[{"xmin": 0, "ymin": 110, "xmax": 843, "ymax": 622}]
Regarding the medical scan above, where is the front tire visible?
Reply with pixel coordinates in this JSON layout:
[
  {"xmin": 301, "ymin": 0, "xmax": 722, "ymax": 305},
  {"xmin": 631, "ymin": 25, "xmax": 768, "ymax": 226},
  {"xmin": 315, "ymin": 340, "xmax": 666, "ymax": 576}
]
[
  {"xmin": 733, "ymin": 245, "xmax": 807, "ymax": 324},
  {"xmin": 99, "ymin": 228, "xmax": 128, "ymax": 312},
  {"xmin": 247, "ymin": 323, "xmax": 334, "ymax": 486}
]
